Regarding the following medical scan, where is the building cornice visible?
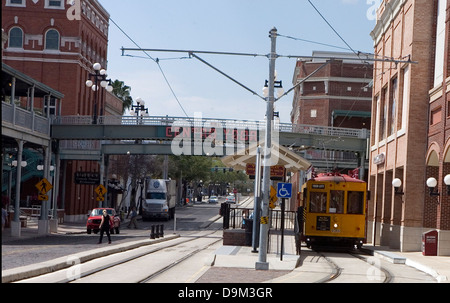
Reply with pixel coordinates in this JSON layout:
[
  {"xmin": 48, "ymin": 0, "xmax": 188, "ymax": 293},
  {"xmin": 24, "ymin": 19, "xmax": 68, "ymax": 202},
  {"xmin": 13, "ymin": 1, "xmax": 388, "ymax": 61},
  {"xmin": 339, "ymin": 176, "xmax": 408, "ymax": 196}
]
[{"xmin": 370, "ymin": 0, "xmax": 407, "ymax": 46}]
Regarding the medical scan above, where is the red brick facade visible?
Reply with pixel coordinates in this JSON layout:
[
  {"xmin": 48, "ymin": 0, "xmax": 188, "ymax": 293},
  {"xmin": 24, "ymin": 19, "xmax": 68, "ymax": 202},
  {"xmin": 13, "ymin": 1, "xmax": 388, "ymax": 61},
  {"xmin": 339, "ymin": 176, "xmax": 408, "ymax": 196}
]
[
  {"xmin": 369, "ymin": 0, "xmax": 450, "ymax": 254},
  {"xmin": 2, "ymin": 0, "xmax": 112, "ymax": 220},
  {"xmin": 425, "ymin": 0, "xmax": 450, "ymax": 232},
  {"xmin": 291, "ymin": 51, "xmax": 373, "ymax": 129}
]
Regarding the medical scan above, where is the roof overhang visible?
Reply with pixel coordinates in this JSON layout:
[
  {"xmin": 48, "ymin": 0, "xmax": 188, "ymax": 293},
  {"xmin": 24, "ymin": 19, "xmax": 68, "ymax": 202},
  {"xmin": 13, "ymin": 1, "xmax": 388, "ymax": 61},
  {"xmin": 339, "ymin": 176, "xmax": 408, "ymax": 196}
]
[{"xmin": 222, "ymin": 142, "xmax": 311, "ymax": 173}]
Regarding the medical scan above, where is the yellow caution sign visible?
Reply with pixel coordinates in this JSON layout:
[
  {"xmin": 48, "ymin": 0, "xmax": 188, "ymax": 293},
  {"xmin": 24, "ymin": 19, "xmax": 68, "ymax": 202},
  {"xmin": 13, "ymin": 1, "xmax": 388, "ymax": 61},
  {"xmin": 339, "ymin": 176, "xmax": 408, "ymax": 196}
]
[
  {"xmin": 269, "ymin": 185, "xmax": 277, "ymax": 209},
  {"xmin": 38, "ymin": 194, "xmax": 49, "ymax": 201},
  {"xmin": 260, "ymin": 216, "xmax": 269, "ymax": 225},
  {"xmin": 270, "ymin": 186, "xmax": 277, "ymax": 200},
  {"xmin": 95, "ymin": 184, "xmax": 106, "ymax": 197},
  {"xmin": 96, "ymin": 196, "xmax": 105, "ymax": 202},
  {"xmin": 35, "ymin": 178, "xmax": 52, "ymax": 195}
]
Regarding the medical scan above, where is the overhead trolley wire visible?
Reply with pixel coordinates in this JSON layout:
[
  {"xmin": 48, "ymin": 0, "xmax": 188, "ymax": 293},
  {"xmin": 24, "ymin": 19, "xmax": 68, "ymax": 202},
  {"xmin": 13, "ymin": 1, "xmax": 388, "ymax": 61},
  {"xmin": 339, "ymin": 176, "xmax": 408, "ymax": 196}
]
[
  {"xmin": 110, "ymin": 17, "xmax": 190, "ymax": 118},
  {"xmin": 307, "ymin": 0, "xmax": 362, "ymax": 60}
]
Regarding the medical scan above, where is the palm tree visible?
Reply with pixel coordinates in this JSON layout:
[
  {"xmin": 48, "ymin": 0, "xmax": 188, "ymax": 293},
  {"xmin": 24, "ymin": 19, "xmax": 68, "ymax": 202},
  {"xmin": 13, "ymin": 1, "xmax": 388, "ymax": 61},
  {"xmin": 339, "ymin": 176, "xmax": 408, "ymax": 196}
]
[{"xmin": 111, "ymin": 80, "xmax": 133, "ymax": 114}]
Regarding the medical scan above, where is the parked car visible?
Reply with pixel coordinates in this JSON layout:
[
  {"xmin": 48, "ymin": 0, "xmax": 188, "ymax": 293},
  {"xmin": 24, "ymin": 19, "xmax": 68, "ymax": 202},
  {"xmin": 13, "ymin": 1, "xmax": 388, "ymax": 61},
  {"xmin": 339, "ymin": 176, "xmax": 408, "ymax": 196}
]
[
  {"xmin": 226, "ymin": 195, "xmax": 236, "ymax": 203},
  {"xmin": 208, "ymin": 196, "xmax": 219, "ymax": 204},
  {"xmin": 86, "ymin": 208, "xmax": 120, "ymax": 235}
]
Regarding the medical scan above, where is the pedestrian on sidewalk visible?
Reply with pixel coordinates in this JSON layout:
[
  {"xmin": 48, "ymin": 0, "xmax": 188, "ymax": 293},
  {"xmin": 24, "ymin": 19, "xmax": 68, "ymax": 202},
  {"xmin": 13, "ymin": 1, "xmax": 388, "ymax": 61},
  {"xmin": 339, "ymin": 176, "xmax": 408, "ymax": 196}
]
[
  {"xmin": 127, "ymin": 206, "xmax": 138, "ymax": 229},
  {"xmin": 98, "ymin": 209, "xmax": 112, "ymax": 244}
]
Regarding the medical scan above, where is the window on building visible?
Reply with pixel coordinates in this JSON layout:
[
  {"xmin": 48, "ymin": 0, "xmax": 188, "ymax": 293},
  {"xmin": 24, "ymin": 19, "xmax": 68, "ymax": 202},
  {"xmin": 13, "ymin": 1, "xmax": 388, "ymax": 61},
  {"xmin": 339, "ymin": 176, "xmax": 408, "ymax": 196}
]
[
  {"xmin": 431, "ymin": 107, "xmax": 442, "ymax": 125},
  {"xmin": 9, "ymin": 27, "xmax": 23, "ymax": 48},
  {"xmin": 379, "ymin": 88, "xmax": 388, "ymax": 140},
  {"xmin": 373, "ymin": 95, "xmax": 380, "ymax": 145},
  {"xmin": 400, "ymin": 66, "xmax": 409, "ymax": 130},
  {"xmin": 434, "ymin": 0, "xmax": 446, "ymax": 87},
  {"xmin": 389, "ymin": 77, "xmax": 398, "ymax": 136},
  {"xmin": 44, "ymin": 98, "xmax": 57, "ymax": 116},
  {"xmin": 311, "ymin": 109, "xmax": 317, "ymax": 118},
  {"xmin": 45, "ymin": 0, "xmax": 64, "ymax": 9},
  {"xmin": 45, "ymin": 29, "xmax": 60, "ymax": 50},
  {"xmin": 6, "ymin": 0, "xmax": 25, "ymax": 7}
]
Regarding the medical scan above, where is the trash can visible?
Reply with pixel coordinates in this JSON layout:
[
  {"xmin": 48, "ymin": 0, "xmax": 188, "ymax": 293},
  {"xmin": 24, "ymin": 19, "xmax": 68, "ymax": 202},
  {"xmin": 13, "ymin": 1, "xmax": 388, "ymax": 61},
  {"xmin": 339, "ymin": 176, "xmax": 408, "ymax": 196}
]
[
  {"xmin": 245, "ymin": 219, "xmax": 253, "ymax": 247},
  {"xmin": 422, "ymin": 230, "xmax": 438, "ymax": 256},
  {"xmin": 220, "ymin": 203, "xmax": 230, "ymax": 229}
]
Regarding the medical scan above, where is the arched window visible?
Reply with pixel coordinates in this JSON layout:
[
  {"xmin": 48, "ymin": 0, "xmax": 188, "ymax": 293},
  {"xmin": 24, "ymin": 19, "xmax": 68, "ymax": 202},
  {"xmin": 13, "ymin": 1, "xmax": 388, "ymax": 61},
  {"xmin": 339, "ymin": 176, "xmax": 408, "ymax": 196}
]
[
  {"xmin": 9, "ymin": 27, "xmax": 23, "ymax": 48},
  {"xmin": 45, "ymin": 29, "xmax": 60, "ymax": 50}
]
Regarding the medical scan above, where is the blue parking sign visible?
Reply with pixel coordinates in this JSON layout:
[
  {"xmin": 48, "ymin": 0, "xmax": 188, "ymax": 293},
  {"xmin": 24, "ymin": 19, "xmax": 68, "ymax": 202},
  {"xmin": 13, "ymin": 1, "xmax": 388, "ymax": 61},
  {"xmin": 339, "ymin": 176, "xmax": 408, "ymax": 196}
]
[{"xmin": 277, "ymin": 183, "xmax": 292, "ymax": 198}]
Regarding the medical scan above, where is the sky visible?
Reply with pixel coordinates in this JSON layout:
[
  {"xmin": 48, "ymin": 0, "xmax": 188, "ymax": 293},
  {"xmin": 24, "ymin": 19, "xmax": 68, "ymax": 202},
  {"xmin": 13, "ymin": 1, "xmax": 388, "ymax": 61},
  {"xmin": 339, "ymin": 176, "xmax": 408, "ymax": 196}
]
[{"xmin": 100, "ymin": 0, "xmax": 379, "ymax": 123}]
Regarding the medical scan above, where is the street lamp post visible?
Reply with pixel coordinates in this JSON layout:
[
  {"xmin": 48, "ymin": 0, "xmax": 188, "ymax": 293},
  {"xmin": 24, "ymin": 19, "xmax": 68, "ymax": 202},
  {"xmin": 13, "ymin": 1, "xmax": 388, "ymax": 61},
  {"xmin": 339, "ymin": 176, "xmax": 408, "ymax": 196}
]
[
  {"xmin": 129, "ymin": 97, "xmax": 149, "ymax": 124},
  {"xmin": 85, "ymin": 62, "xmax": 113, "ymax": 124}
]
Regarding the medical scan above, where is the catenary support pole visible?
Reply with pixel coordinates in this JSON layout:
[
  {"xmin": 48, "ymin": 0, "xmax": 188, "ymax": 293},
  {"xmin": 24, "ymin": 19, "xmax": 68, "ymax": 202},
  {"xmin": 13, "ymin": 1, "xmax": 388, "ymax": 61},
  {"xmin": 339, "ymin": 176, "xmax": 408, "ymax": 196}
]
[
  {"xmin": 256, "ymin": 27, "xmax": 278, "ymax": 270},
  {"xmin": 252, "ymin": 146, "xmax": 262, "ymax": 252}
]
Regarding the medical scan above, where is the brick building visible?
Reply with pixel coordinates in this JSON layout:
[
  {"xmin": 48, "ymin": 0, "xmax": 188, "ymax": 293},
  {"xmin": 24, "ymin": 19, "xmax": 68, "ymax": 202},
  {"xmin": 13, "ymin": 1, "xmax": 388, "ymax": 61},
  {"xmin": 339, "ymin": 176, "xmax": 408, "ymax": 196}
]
[
  {"xmin": 289, "ymin": 51, "xmax": 373, "ymax": 211},
  {"xmin": 369, "ymin": 0, "xmax": 450, "ymax": 255},
  {"xmin": 290, "ymin": 51, "xmax": 373, "ymax": 129},
  {"xmin": 425, "ymin": 0, "xmax": 450, "ymax": 255},
  {"xmin": 2, "ymin": 0, "xmax": 115, "ymax": 221}
]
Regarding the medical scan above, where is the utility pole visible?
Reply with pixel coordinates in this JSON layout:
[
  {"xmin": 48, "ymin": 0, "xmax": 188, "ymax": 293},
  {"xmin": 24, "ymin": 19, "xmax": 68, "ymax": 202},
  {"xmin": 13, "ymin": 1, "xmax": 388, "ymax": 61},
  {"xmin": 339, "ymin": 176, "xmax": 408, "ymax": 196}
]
[{"xmin": 256, "ymin": 27, "xmax": 278, "ymax": 271}]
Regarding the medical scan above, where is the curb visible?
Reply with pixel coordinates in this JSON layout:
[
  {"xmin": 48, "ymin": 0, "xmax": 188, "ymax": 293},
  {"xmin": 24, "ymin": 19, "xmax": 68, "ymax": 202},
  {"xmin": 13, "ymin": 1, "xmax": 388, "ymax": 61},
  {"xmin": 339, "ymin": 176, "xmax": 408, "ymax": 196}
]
[
  {"xmin": 2, "ymin": 234, "xmax": 179, "ymax": 283},
  {"xmin": 360, "ymin": 247, "xmax": 446, "ymax": 283}
]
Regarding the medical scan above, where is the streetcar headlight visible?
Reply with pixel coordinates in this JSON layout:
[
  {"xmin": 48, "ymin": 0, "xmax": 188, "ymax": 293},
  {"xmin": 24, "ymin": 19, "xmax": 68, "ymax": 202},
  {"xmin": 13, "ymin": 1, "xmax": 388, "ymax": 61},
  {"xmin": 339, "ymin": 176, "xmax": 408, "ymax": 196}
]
[{"xmin": 334, "ymin": 223, "xmax": 338, "ymax": 228}]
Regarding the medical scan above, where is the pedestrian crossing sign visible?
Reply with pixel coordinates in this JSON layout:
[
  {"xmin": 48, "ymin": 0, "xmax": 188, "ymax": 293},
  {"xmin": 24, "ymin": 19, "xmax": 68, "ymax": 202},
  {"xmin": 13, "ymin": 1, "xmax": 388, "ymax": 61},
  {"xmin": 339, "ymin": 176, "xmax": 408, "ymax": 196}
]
[
  {"xmin": 95, "ymin": 184, "xmax": 106, "ymax": 197},
  {"xmin": 35, "ymin": 178, "xmax": 52, "ymax": 195}
]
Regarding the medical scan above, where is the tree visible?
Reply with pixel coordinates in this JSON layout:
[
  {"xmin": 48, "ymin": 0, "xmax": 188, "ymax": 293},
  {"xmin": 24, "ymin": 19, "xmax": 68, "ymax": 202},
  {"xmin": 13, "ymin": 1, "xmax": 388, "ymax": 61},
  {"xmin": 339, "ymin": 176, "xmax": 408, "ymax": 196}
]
[{"xmin": 110, "ymin": 80, "xmax": 133, "ymax": 114}]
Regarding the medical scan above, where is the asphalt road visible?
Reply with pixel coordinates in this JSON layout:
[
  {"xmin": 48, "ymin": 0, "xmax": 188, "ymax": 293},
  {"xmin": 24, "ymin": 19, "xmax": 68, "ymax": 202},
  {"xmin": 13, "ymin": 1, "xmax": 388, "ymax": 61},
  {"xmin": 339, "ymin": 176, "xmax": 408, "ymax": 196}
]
[{"xmin": 2, "ymin": 202, "xmax": 222, "ymax": 271}]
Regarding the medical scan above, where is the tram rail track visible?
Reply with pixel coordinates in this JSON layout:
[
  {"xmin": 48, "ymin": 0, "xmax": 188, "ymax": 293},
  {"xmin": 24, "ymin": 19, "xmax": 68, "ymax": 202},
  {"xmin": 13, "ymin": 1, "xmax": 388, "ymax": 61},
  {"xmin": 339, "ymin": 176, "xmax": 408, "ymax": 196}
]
[
  {"xmin": 70, "ymin": 230, "xmax": 222, "ymax": 283},
  {"xmin": 14, "ymin": 230, "xmax": 221, "ymax": 283},
  {"xmin": 315, "ymin": 249, "xmax": 393, "ymax": 283}
]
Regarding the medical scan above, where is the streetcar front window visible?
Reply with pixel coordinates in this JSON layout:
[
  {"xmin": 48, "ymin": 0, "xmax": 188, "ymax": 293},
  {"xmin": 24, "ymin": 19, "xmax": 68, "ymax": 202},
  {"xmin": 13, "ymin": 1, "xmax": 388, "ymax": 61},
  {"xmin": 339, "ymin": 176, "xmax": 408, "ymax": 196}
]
[
  {"xmin": 347, "ymin": 191, "xmax": 364, "ymax": 214},
  {"xmin": 330, "ymin": 190, "xmax": 344, "ymax": 213},
  {"xmin": 309, "ymin": 192, "xmax": 327, "ymax": 213}
]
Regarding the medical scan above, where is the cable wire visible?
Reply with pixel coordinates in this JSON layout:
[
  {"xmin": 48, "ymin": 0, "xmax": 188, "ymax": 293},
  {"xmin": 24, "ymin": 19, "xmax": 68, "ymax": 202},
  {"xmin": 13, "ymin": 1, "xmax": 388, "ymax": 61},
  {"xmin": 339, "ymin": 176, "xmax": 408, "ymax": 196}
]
[
  {"xmin": 307, "ymin": 0, "xmax": 361, "ymax": 59},
  {"xmin": 110, "ymin": 17, "xmax": 189, "ymax": 117}
]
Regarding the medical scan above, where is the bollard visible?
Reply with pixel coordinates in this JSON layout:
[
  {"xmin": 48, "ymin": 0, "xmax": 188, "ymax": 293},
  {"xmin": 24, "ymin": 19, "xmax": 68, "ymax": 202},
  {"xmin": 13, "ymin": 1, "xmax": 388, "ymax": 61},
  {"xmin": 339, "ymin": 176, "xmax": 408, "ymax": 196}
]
[
  {"xmin": 155, "ymin": 225, "xmax": 160, "ymax": 238},
  {"xmin": 159, "ymin": 224, "xmax": 164, "ymax": 237},
  {"xmin": 150, "ymin": 225, "xmax": 156, "ymax": 239}
]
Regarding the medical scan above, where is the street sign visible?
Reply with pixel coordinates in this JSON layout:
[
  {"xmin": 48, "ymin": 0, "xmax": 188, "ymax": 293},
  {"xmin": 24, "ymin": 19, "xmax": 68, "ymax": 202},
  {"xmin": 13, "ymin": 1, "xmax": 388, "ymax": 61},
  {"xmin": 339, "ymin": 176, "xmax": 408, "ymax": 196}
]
[
  {"xmin": 35, "ymin": 178, "xmax": 52, "ymax": 194},
  {"xmin": 95, "ymin": 184, "xmax": 106, "ymax": 197},
  {"xmin": 96, "ymin": 196, "xmax": 105, "ymax": 202},
  {"xmin": 269, "ymin": 186, "xmax": 277, "ymax": 209},
  {"xmin": 260, "ymin": 216, "xmax": 269, "ymax": 225},
  {"xmin": 38, "ymin": 194, "xmax": 49, "ymax": 201},
  {"xmin": 277, "ymin": 182, "xmax": 292, "ymax": 199},
  {"xmin": 270, "ymin": 186, "xmax": 277, "ymax": 200}
]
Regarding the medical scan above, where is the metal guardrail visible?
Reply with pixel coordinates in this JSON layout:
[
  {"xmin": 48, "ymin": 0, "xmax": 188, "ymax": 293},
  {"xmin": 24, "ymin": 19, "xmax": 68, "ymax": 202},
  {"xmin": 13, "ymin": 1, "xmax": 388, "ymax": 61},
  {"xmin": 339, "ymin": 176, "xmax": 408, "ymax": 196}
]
[
  {"xmin": 52, "ymin": 115, "xmax": 369, "ymax": 139},
  {"xmin": 225, "ymin": 206, "xmax": 297, "ymax": 231}
]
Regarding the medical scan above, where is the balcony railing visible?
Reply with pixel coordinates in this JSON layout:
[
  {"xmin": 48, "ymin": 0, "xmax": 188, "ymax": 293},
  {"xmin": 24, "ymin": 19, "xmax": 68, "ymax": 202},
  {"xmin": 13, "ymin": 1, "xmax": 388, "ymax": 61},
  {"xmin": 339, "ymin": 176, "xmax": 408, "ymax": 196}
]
[{"xmin": 2, "ymin": 102, "xmax": 50, "ymax": 137}]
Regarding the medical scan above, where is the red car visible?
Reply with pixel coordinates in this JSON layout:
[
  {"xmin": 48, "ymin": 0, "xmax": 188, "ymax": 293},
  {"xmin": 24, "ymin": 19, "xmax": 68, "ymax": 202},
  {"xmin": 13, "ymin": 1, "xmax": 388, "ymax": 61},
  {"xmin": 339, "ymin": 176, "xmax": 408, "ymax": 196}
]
[{"xmin": 86, "ymin": 208, "xmax": 120, "ymax": 234}]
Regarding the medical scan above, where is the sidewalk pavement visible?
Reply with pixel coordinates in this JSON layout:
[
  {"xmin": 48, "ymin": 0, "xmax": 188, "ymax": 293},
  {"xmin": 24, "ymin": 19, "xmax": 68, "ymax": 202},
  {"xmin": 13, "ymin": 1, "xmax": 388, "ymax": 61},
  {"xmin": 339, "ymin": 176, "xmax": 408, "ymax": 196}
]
[
  {"xmin": 2, "ymin": 219, "xmax": 450, "ymax": 283},
  {"xmin": 361, "ymin": 245, "xmax": 450, "ymax": 283}
]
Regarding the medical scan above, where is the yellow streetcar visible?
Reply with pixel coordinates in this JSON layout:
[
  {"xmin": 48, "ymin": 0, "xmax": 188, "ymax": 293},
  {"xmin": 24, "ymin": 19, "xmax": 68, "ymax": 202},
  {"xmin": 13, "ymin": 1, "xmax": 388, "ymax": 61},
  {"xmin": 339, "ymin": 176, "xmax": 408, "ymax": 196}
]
[{"xmin": 301, "ymin": 173, "xmax": 367, "ymax": 249}]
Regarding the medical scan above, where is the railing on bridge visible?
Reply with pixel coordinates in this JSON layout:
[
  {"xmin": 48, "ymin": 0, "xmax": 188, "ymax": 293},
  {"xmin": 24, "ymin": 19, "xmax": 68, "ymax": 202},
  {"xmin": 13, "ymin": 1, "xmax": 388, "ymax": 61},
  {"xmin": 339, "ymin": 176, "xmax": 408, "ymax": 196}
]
[{"xmin": 52, "ymin": 115, "xmax": 369, "ymax": 139}]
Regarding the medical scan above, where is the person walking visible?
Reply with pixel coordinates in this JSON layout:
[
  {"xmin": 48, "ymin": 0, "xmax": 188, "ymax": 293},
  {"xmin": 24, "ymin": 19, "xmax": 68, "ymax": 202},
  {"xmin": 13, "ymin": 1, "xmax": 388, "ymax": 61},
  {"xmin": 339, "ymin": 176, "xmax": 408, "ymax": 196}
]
[
  {"xmin": 127, "ymin": 206, "xmax": 138, "ymax": 229},
  {"xmin": 98, "ymin": 209, "xmax": 112, "ymax": 244}
]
